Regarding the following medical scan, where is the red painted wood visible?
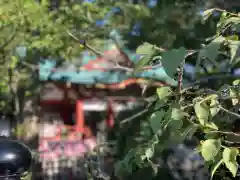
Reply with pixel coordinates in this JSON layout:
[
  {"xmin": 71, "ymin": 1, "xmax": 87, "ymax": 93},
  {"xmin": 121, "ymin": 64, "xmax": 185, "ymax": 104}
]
[
  {"xmin": 107, "ymin": 100, "xmax": 114, "ymax": 128},
  {"xmin": 76, "ymin": 100, "xmax": 85, "ymax": 135}
]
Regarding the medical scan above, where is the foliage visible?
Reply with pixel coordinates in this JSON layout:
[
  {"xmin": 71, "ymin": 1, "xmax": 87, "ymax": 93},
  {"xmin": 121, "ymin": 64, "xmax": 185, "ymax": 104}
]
[
  {"xmin": 0, "ymin": 0, "xmax": 226, "ymax": 112},
  {"xmin": 1, "ymin": 0, "xmax": 240, "ymax": 179},
  {"xmin": 0, "ymin": 0, "xmax": 149, "ymax": 113},
  {"xmin": 111, "ymin": 8, "xmax": 240, "ymax": 180}
]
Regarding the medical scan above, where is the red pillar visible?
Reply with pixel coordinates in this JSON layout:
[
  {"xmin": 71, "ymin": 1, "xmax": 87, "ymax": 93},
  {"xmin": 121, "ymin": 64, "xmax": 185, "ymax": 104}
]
[
  {"xmin": 76, "ymin": 100, "xmax": 84, "ymax": 136},
  {"xmin": 107, "ymin": 100, "xmax": 114, "ymax": 128}
]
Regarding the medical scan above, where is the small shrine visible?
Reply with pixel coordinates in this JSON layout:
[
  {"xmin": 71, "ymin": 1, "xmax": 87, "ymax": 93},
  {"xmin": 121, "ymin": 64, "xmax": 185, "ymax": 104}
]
[{"xmin": 37, "ymin": 34, "xmax": 177, "ymax": 178}]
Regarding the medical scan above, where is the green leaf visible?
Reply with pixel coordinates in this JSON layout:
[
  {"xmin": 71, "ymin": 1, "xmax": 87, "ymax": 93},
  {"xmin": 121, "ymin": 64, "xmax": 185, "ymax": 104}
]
[
  {"xmin": 156, "ymin": 87, "xmax": 171, "ymax": 100},
  {"xmin": 86, "ymin": 8, "xmax": 93, "ymax": 23},
  {"xmin": 136, "ymin": 42, "xmax": 155, "ymax": 55},
  {"xmin": 168, "ymin": 119, "xmax": 183, "ymax": 131},
  {"xmin": 171, "ymin": 107, "xmax": 186, "ymax": 121},
  {"xmin": 218, "ymin": 11, "xmax": 228, "ymax": 24},
  {"xmin": 72, "ymin": 4, "xmax": 82, "ymax": 11},
  {"xmin": 134, "ymin": 42, "xmax": 157, "ymax": 73},
  {"xmin": 201, "ymin": 139, "xmax": 221, "ymax": 161},
  {"xmin": 168, "ymin": 107, "xmax": 186, "ymax": 130},
  {"xmin": 210, "ymin": 159, "xmax": 223, "ymax": 180},
  {"xmin": 225, "ymin": 161, "xmax": 238, "ymax": 177},
  {"xmin": 10, "ymin": 56, "xmax": 18, "ymax": 69},
  {"xmin": 227, "ymin": 40, "xmax": 240, "ymax": 66},
  {"xmin": 222, "ymin": 147, "xmax": 239, "ymax": 177},
  {"xmin": 149, "ymin": 110, "xmax": 165, "ymax": 134},
  {"xmin": 40, "ymin": 0, "xmax": 49, "ymax": 7},
  {"xmin": 202, "ymin": 8, "xmax": 215, "ymax": 21},
  {"xmin": 160, "ymin": 47, "xmax": 187, "ymax": 78},
  {"xmin": 223, "ymin": 147, "xmax": 239, "ymax": 163},
  {"xmin": 145, "ymin": 148, "xmax": 154, "ymax": 160},
  {"xmin": 183, "ymin": 124, "xmax": 199, "ymax": 138},
  {"xmin": 230, "ymin": 88, "xmax": 238, "ymax": 106},
  {"xmin": 233, "ymin": 80, "xmax": 240, "ymax": 86},
  {"xmin": 196, "ymin": 36, "xmax": 225, "ymax": 74},
  {"xmin": 169, "ymin": 130, "xmax": 185, "ymax": 144},
  {"xmin": 217, "ymin": 17, "xmax": 240, "ymax": 33},
  {"xmin": 226, "ymin": 35, "xmax": 239, "ymax": 41},
  {"xmin": 170, "ymin": 124, "xmax": 198, "ymax": 145},
  {"xmin": 194, "ymin": 102, "xmax": 209, "ymax": 126},
  {"xmin": 210, "ymin": 97, "xmax": 220, "ymax": 118}
]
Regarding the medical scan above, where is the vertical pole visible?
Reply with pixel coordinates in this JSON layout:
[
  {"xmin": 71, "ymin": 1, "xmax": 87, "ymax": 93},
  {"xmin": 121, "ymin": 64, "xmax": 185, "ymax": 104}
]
[
  {"xmin": 76, "ymin": 100, "xmax": 84, "ymax": 137},
  {"xmin": 107, "ymin": 100, "xmax": 114, "ymax": 128}
]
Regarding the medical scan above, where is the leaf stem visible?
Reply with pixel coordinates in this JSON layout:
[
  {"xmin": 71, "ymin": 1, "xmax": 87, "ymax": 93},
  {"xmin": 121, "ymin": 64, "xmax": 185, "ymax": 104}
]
[
  {"xmin": 208, "ymin": 130, "xmax": 240, "ymax": 137},
  {"xmin": 218, "ymin": 105, "xmax": 240, "ymax": 119},
  {"xmin": 214, "ymin": 8, "xmax": 240, "ymax": 17}
]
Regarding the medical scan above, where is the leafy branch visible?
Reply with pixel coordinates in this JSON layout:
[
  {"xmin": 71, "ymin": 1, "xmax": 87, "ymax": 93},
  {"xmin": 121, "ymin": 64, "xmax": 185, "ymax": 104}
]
[{"xmin": 113, "ymin": 8, "xmax": 240, "ymax": 180}]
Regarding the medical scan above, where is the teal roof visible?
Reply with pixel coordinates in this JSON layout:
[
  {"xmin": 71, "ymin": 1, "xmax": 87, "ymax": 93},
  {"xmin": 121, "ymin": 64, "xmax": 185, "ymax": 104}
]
[
  {"xmin": 16, "ymin": 30, "xmax": 177, "ymax": 87},
  {"xmin": 38, "ymin": 50, "xmax": 177, "ymax": 87}
]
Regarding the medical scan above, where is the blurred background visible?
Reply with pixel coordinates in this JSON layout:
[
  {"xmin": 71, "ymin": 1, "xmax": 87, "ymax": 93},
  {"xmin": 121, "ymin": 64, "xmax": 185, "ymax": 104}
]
[{"xmin": 0, "ymin": 0, "xmax": 240, "ymax": 179}]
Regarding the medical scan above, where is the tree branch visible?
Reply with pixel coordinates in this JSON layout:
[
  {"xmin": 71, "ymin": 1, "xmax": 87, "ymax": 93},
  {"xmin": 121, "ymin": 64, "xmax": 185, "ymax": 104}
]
[
  {"xmin": 207, "ymin": 130, "xmax": 240, "ymax": 137},
  {"xmin": 0, "ymin": 29, "xmax": 17, "ymax": 50},
  {"xmin": 214, "ymin": 8, "xmax": 240, "ymax": 17},
  {"xmin": 219, "ymin": 105, "xmax": 240, "ymax": 119}
]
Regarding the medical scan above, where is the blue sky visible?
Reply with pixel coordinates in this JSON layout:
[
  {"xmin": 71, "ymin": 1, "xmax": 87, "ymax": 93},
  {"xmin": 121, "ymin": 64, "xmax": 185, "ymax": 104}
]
[
  {"xmin": 87, "ymin": 0, "xmax": 158, "ymax": 36},
  {"xmin": 90, "ymin": 0, "xmax": 220, "ymax": 37},
  {"xmin": 83, "ymin": 1, "xmax": 237, "ymax": 76}
]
